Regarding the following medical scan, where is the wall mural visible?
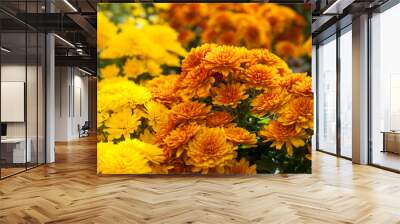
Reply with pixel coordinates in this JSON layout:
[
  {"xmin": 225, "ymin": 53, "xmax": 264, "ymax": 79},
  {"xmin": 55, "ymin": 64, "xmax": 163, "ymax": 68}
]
[{"xmin": 97, "ymin": 3, "xmax": 313, "ymax": 174}]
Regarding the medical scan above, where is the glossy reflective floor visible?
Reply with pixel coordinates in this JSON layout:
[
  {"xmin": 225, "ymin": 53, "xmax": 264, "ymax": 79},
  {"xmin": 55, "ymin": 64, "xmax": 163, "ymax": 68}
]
[
  {"xmin": 372, "ymin": 150, "xmax": 400, "ymax": 171},
  {"xmin": 0, "ymin": 136, "xmax": 400, "ymax": 223}
]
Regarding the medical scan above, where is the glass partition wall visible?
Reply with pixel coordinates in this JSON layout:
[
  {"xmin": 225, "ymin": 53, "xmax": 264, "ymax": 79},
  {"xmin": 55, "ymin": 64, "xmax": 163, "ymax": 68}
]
[
  {"xmin": 315, "ymin": 25, "xmax": 353, "ymax": 159},
  {"xmin": 0, "ymin": 2, "xmax": 46, "ymax": 179},
  {"xmin": 370, "ymin": 3, "xmax": 400, "ymax": 171},
  {"xmin": 339, "ymin": 26, "xmax": 352, "ymax": 159},
  {"xmin": 315, "ymin": 1, "xmax": 400, "ymax": 172},
  {"xmin": 317, "ymin": 35, "xmax": 337, "ymax": 155}
]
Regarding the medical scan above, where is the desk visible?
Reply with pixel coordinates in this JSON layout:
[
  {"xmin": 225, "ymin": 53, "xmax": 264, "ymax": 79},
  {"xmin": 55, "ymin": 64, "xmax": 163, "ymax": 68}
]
[
  {"xmin": 382, "ymin": 131, "xmax": 400, "ymax": 154},
  {"xmin": 1, "ymin": 138, "xmax": 31, "ymax": 163}
]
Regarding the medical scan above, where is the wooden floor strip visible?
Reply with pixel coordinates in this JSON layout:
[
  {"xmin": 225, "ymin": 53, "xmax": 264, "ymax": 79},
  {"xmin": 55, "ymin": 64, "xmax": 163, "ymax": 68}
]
[{"xmin": 0, "ymin": 136, "xmax": 399, "ymax": 223}]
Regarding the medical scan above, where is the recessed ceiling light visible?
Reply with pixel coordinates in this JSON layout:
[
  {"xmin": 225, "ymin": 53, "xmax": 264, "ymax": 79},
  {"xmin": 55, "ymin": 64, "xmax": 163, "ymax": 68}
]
[
  {"xmin": 323, "ymin": 0, "xmax": 354, "ymax": 15},
  {"xmin": 78, "ymin": 67, "xmax": 92, "ymax": 76},
  {"xmin": 1, "ymin": 47, "xmax": 11, "ymax": 53},
  {"xmin": 54, "ymin": 34, "xmax": 75, "ymax": 48},
  {"xmin": 63, "ymin": 0, "xmax": 78, "ymax": 12}
]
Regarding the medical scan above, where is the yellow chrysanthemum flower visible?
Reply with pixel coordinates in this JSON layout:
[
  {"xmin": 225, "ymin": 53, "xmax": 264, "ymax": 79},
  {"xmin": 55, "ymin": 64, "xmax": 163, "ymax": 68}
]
[
  {"xmin": 97, "ymin": 142, "xmax": 152, "ymax": 174},
  {"xmin": 97, "ymin": 139, "xmax": 165, "ymax": 174},
  {"xmin": 140, "ymin": 129, "xmax": 156, "ymax": 145},
  {"xmin": 97, "ymin": 12, "xmax": 117, "ymax": 51},
  {"xmin": 98, "ymin": 78, "xmax": 151, "ymax": 112},
  {"xmin": 97, "ymin": 110, "xmax": 109, "ymax": 128},
  {"xmin": 100, "ymin": 64, "xmax": 120, "ymax": 79},
  {"xmin": 100, "ymin": 23, "xmax": 186, "ymax": 65},
  {"xmin": 153, "ymin": 3, "xmax": 171, "ymax": 10},
  {"xmin": 123, "ymin": 58, "xmax": 147, "ymax": 79},
  {"xmin": 104, "ymin": 108, "xmax": 142, "ymax": 140},
  {"xmin": 144, "ymin": 101, "xmax": 169, "ymax": 132},
  {"xmin": 119, "ymin": 139, "xmax": 165, "ymax": 165}
]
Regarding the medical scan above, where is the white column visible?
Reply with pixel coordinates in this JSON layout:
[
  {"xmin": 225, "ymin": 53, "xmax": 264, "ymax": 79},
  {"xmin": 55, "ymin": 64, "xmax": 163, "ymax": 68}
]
[
  {"xmin": 46, "ymin": 32, "xmax": 55, "ymax": 163},
  {"xmin": 312, "ymin": 45, "xmax": 317, "ymax": 151},
  {"xmin": 352, "ymin": 14, "xmax": 369, "ymax": 164}
]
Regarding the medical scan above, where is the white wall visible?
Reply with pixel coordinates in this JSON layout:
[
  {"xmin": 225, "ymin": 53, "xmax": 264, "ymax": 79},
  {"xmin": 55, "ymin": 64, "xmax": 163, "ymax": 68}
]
[
  {"xmin": 54, "ymin": 67, "xmax": 89, "ymax": 141},
  {"xmin": 1, "ymin": 65, "xmax": 34, "ymax": 138},
  {"xmin": 55, "ymin": 66, "xmax": 69, "ymax": 141},
  {"xmin": 1, "ymin": 63, "xmax": 46, "ymax": 164}
]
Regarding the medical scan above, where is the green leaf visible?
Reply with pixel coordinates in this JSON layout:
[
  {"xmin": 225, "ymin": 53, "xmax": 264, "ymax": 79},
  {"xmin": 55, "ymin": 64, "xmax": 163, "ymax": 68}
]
[
  {"xmin": 257, "ymin": 117, "xmax": 270, "ymax": 125},
  {"xmin": 255, "ymin": 157, "xmax": 278, "ymax": 173}
]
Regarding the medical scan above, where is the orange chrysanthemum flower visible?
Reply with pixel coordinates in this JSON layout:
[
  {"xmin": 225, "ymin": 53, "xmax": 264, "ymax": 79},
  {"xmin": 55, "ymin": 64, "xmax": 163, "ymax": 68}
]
[
  {"xmin": 257, "ymin": 4, "xmax": 296, "ymax": 35},
  {"xmin": 181, "ymin": 44, "xmax": 215, "ymax": 73},
  {"xmin": 153, "ymin": 157, "xmax": 186, "ymax": 174},
  {"xmin": 275, "ymin": 41, "xmax": 302, "ymax": 59},
  {"xmin": 167, "ymin": 4, "xmax": 208, "ymax": 31},
  {"xmin": 280, "ymin": 73, "xmax": 313, "ymax": 97},
  {"xmin": 146, "ymin": 75, "xmax": 181, "ymax": 107},
  {"xmin": 155, "ymin": 117, "xmax": 179, "ymax": 145},
  {"xmin": 179, "ymin": 4, "xmax": 207, "ymax": 26},
  {"xmin": 203, "ymin": 45, "xmax": 245, "ymax": 78},
  {"xmin": 211, "ymin": 11, "xmax": 236, "ymax": 31},
  {"xmin": 237, "ymin": 14, "xmax": 271, "ymax": 49},
  {"xmin": 218, "ymin": 31, "xmax": 239, "ymax": 45},
  {"xmin": 259, "ymin": 121, "xmax": 306, "ymax": 156},
  {"xmin": 246, "ymin": 49, "xmax": 291, "ymax": 76},
  {"xmin": 170, "ymin": 101, "xmax": 211, "ymax": 124},
  {"xmin": 203, "ymin": 12, "xmax": 236, "ymax": 44},
  {"xmin": 251, "ymin": 88, "xmax": 289, "ymax": 116},
  {"xmin": 303, "ymin": 36, "xmax": 312, "ymax": 57},
  {"xmin": 226, "ymin": 158, "xmax": 257, "ymax": 175},
  {"xmin": 206, "ymin": 111, "xmax": 233, "ymax": 127},
  {"xmin": 182, "ymin": 4, "xmax": 207, "ymax": 24},
  {"xmin": 164, "ymin": 123, "xmax": 200, "ymax": 151},
  {"xmin": 178, "ymin": 30, "xmax": 196, "ymax": 46},
  {"xmin": 186, "ymin": 127, "xmax": 237, "ymax": 174},
  {"xmin": 278, "ymin": 97, "xmax": 314, "ymax": 132},
  {"xmin": 224, "ymin": 126, "xmax": 257, "ymax": 146},
  {"xmin": 201, "ymin": 29, "xmax": 218, "ymax": 44},
  {"xmin": 243, "ymin": 64, "xmax": 280, "ymax": 89},
  {"xmin": 178, "ymin": 66, "xmax": 214, "ymax": 99},
  {"xmin": 212, "ymin": 83, "xmax": 248, "ymax": 108}
]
